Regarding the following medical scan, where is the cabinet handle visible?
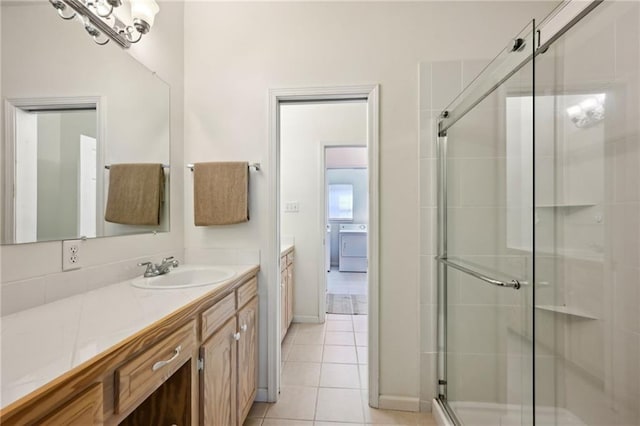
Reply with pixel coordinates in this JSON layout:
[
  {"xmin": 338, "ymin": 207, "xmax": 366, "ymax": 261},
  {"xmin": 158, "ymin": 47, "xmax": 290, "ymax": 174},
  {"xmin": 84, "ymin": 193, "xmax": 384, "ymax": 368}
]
[
  {"xmin": 152, "ymin": 345, "xmax": 182, "ymax": 371},
  {"xmin": 241, "ymin": 323, "xmax": 248, "ymax": 332},
  {"xmin": 233, "ymin": 332, "xmax": 241, "ymax": 341}
]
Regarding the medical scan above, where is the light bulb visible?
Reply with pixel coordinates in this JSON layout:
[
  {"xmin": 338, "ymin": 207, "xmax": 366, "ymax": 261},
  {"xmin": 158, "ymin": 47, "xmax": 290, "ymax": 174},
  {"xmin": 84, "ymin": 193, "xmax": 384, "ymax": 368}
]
[
  {"xmin": 130, "ymin": 0, "xmax": 159, "ymax": 31},
  {"xmin": 94, "ymin": 0, "xmax": 113, "ymax": 18},
  {"xmin": 566, "ymin": 105, "xmax": 582, "ymax": 119},
  {"xmin": 579, "ymin": 98, "xmax": 598, "ymax": 113}
]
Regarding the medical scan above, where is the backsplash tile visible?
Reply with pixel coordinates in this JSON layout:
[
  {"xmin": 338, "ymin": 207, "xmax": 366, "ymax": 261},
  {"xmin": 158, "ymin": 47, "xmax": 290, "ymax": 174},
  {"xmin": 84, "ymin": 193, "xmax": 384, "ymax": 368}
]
[
  {"xmin": 0, "ymin": 279, "xmax": 46, "ymax": 317},
  {"xmin": 1, "ymin": 251, "xmax": 181, "ymax": 316},
  {"xmin": 0, "ymin": 242, "xmax": 60, "ymax": 283},
  {"xmin": 185, "ymin": 248, "xmax": 260, "ymax": 265}
]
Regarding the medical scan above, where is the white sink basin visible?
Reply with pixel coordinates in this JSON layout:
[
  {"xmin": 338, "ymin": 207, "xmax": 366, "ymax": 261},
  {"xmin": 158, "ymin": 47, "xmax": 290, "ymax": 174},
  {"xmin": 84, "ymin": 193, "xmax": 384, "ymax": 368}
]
[{"xmin": 131, "ymin": 265, "xmax": 236, "ymax": 289}]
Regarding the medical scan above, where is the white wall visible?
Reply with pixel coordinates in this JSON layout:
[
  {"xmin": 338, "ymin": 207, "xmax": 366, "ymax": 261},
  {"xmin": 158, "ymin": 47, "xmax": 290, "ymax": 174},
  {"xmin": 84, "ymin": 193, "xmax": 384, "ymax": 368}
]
[
  {"xmin": 326, "ymin": 146, "xmax": 367, "ymax": 169},
  {"xmin": 280, "ymin": 102, "xmax": 367, "ymax": 319},
  {"xmin": 36, "ymin": 110, "xmax": 96, "ymax": 241},
  {"xmin": 184, "ymin": 1, "xmax": 558, "ymax": 406},
  {"xmin": 0, "ymin": 0, "xmax": 185, "ymax": 315}
]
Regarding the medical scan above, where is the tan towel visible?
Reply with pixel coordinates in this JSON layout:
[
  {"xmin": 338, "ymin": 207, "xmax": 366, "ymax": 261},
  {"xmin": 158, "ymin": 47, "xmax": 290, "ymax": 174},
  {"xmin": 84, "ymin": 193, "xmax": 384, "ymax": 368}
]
[
  {"xmin": 105, "ymin": 163, "xmax": 165, "ymax": 225},
  {"xmin": 194, "ymin": 162, "xmax": 249, "ymax": 226}
]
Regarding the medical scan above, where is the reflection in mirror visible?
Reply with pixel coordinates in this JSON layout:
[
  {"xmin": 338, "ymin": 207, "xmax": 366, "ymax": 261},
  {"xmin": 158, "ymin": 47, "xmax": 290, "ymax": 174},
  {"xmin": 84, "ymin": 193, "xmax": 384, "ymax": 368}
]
[
  {"xmin": 1, "ymin": 1, "xmax": 170, "ymax": 245},
  {"xmin": 506, "ymin": 92, "xmax": 605, "ymax": 255},
  {"xmin": 12, "ymin": 104, "xmax": 98, "ymax": 243}
]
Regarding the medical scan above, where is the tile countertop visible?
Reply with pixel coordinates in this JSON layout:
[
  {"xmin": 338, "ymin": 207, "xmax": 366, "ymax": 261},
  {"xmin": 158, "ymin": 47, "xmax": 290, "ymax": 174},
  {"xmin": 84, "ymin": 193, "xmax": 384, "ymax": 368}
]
[
  {"xmin": 281, "ymin": 244, "xmax": 294, "ymax": 256},
  {"xmin": 0, "ymin": 264, "xmax": 259, "ymax": 410}
]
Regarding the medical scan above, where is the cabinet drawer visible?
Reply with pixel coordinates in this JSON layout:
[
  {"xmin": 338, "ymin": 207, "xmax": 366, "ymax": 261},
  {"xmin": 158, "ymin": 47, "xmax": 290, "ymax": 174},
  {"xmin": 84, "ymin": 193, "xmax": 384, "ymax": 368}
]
[
  {"xmin": 201, "ymin": 292, "xmax": 236, "ymax": 341},
  {"xmin": 115, "ymin": 321, "xmax": 196, "ymax": 415},
  {"xmin": 39, "ymin": 383, "xmax": 103, "ymax": 425},
  {"xmin": 286, "ymin": 252, "xmax": 294, "ymax": 266},
  {"xmin": 237, "ymin": 277, "xmax": 258, "ymax": 308}
]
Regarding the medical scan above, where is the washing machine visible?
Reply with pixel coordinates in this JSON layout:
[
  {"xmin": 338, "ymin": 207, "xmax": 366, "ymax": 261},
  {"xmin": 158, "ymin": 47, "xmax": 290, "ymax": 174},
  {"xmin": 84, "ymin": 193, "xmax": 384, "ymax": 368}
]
[{"xmin": 338, "ymin": 224, "xmax": 368, "ymax": 272}]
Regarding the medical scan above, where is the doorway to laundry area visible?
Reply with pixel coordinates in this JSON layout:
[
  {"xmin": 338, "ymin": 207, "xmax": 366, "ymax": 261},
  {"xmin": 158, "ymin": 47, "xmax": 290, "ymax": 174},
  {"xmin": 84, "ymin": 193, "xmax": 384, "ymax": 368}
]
[
  {"xmin": 323, "ymin": 146, "xmax": 369, "ymax": 317},
  {"xmin": 270, "ymin": 85, "xmax": 380, "ymax": 408}
]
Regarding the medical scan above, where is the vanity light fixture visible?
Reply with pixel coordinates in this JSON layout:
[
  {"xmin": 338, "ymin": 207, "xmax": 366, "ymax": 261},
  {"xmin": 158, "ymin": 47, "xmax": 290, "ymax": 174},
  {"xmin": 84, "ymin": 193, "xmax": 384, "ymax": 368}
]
[{"xmin": 49, "ymin": 0, "xmax": 159, "ymax": 48}]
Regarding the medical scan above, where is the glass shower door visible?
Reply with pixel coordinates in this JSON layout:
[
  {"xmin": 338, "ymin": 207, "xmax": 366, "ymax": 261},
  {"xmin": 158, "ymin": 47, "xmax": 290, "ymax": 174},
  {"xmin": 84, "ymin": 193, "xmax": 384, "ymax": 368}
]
[
  {"xmin": 534, "ymin": 2, "xmax": 640, "ymax": 425},
  {"xmin": 437, "ymin": 22, "xmax": 535, "ymax": 426}
]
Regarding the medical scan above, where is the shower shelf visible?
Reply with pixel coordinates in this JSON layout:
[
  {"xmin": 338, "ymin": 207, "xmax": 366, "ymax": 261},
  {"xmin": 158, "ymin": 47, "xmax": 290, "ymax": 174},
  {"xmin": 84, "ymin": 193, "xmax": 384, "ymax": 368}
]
[
  {"xmin": 535, "ymin": 203, "xmax": 596, "ymax": 208},
  {"xmin": 535, "ymin": 305, "xmax": 598, "ymax": 320}
]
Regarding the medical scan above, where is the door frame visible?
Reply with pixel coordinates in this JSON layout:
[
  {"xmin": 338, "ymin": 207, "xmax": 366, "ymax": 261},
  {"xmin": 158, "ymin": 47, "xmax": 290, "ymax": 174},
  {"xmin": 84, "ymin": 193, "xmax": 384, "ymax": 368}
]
[{"xmin": 268, "ymin": 85, "xmax": 380, "ymax": 407}]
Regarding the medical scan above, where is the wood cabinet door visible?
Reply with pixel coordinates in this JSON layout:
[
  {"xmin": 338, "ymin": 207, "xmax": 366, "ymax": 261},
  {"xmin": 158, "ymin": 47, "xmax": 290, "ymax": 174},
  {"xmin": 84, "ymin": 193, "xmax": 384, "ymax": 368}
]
[
  {"xmin": 287, "ymin": 265, "xmax": 294, "ymax": 327},
  {"xmin": 281, "ymin": 269, "xmax": 288, "ymax": 341},
  {"xmin": 237, "ymin": 297, "xmax": 258, "ymax": 423},
  {"xmin": 201, "ymin": 318, "xmax": 237, "ymax": 426}
]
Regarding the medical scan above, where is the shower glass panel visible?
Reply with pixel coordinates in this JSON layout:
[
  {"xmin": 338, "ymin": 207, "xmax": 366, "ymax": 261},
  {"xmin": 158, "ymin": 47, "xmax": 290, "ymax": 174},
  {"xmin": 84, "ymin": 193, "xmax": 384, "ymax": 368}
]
[
  {"xmin": 534, "ymin": 2, "xmax": 640, "ymax": 425},
  {"xmin": 437, "ymin": 2, "xmax": 640, "ymax": 426},
  {"xmin": 440, "ymin": 22, "xmax": 535, "ymax": 426}
]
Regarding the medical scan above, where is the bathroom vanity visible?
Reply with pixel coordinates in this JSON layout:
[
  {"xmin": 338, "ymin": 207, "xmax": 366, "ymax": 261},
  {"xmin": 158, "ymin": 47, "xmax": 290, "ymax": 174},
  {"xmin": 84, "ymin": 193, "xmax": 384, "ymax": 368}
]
[
  {"xmin": 0, "ymin": 265, "xmax": 259, "ymax": 426},
  {"xmin": 280, "ymin": 245, "xmax": 295, "ymax": 341}
]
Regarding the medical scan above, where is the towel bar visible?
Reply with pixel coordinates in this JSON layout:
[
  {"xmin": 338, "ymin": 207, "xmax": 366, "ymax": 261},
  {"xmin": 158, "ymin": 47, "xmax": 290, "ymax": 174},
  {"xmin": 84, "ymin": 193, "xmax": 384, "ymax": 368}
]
[
  {"xmin": 186, "ymin": 163, "xmax": 261, "ymax": 172},
  {"xmin": 105, "ymin": 164, "xmax": 169, "ymax": 169}
]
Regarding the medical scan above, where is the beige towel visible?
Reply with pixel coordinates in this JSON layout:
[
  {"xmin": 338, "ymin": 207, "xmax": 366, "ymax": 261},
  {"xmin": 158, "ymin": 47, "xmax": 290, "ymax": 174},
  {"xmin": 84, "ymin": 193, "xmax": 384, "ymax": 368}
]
[
  {"xmin": 194, "ymin": 162, "xmax": 249, "ymax": 226},
  {"xmin": 105, "ymin": 163, "xmax": 165, "ymax": 225}
]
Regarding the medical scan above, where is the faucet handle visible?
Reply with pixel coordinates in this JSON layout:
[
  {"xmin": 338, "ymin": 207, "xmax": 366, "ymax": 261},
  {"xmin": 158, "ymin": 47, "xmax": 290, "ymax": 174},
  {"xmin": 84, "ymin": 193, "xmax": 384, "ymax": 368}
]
[
  {"xmin": 138, "ymin": 261, "xmax": 159, "ymax": 277},
  {"xmin": 162, "ymin": 256, "xmax": 175, "ymax": 263}
]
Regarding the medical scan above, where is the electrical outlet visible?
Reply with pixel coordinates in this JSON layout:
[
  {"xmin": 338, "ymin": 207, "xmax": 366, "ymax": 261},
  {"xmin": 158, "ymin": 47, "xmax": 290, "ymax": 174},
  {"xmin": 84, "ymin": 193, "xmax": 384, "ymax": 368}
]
[{"xmin": 62, "ymin": 239, "xmax": 83, "ymax": 271}]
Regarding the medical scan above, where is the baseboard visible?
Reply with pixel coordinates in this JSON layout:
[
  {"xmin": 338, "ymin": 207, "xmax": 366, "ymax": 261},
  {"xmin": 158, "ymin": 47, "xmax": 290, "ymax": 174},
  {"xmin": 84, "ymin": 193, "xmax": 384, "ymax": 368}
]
[
  {"xmin": 378, "ymin": 395, "xmax": 420, "ymax": 412},
  {"xmin": 432, "ymin": 398, "xmax": 453, "ymax": 426},
  {"xmin": 254, "ymin": 388, "xmax": 268, "ymax": 402},
  {"xmin": 292, "ymin": 315, "xmax": 322, "ymax": 323},
  {"xmin": 420, "ymin": 399, "xmax": 432, "ymax": 412}
]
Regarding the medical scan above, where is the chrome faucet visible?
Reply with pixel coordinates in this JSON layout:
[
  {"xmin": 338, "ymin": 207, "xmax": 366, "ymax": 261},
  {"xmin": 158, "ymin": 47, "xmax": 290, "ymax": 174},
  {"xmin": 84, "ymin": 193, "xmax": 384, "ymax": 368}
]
[{"xmin": 138, "ymin": 256, "xmax": 180, "ymax": 277}]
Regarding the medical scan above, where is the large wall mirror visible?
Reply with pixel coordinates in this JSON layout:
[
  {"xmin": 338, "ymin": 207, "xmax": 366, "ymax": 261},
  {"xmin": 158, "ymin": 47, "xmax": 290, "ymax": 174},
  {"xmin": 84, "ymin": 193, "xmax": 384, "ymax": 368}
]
[{"xmin": 1, "ymin": 1, "xmax": 170, "ymax": 245}]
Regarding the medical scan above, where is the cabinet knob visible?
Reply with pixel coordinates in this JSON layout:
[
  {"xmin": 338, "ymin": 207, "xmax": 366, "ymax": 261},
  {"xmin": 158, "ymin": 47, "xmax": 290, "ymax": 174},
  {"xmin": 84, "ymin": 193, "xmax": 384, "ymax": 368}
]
[
  {"xmin": 241, "ymin": 323, "xmax": 248, "ymax": 332},
  {"xmin": 233, "ymin": 332, "xmax": 241, "ymax": 341}
]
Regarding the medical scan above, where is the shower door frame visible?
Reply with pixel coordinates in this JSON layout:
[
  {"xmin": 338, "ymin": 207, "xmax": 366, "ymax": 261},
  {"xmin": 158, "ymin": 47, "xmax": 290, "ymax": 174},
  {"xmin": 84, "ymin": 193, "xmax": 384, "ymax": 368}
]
[{"xmin": 434, "ymin": 1, "xmax": 604, "ymax": 424}]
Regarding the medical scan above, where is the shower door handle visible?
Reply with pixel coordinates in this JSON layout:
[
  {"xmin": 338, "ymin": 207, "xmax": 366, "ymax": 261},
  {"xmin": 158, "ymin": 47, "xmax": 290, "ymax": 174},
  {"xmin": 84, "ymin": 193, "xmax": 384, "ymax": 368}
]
[{"xmin": 436, "ymin": 257, "xmax": 521, "ymax": 290}]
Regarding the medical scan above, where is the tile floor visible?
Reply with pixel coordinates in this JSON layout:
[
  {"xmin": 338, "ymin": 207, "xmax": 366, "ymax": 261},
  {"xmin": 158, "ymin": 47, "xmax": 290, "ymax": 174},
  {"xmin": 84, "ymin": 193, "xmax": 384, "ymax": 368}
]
[
  {"xmin": 326, "ymin": 268, "xmax": 368, "ymax": 296},
  {"xmin": 244, "ymin": 315, "xmax": 436, "ymax": 425}
]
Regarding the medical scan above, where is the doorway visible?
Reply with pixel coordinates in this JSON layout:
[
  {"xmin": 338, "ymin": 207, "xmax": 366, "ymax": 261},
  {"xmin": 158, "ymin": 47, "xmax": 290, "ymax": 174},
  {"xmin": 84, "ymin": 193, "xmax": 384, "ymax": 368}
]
[
  {"xmin": 324, "ymin": 146, "xmax": 368, "ymax": 316},
  {"xmin": 268, "ymin": 85, "xmax": 380, "ymax": 407}
]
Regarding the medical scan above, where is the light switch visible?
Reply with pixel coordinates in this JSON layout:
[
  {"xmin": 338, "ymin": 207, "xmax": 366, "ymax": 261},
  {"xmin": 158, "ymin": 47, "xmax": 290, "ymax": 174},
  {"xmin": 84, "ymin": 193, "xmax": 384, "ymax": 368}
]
[{"xmin": 284, "ymin": 201, "xmax": 299, "ymax": 213}]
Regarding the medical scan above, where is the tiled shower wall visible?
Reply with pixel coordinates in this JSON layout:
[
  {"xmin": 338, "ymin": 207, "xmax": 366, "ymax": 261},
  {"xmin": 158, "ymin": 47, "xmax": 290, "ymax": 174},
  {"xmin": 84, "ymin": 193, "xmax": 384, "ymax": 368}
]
[
  {"xmin": 418, "ymin": 59, "xmax": 489, "ymax": 410},
  {"xmin": 420, "ymin": 5, "xmax": 640, "ymax": 422}
]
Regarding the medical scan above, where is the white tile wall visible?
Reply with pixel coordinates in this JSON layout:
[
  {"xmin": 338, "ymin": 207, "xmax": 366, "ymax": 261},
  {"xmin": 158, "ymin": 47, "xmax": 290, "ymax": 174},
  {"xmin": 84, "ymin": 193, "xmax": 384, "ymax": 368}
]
[
  {"xmin": 424, "ymin": 3, "xmax": 640, "ymax": 425},
  {"xmin": 419, "ymin": 60, "xmax": 464, "ymax": 410},
  {"xmin": 419, "ymin": 58, "xmax": 534, "ymax": 412},
  {"xmin": 184, "ymin": 248, "xmax": 260, "ymax": 266},
  {"xmin": 0, "ymin": 251, "xmax": 180, "ymax": 316}
]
